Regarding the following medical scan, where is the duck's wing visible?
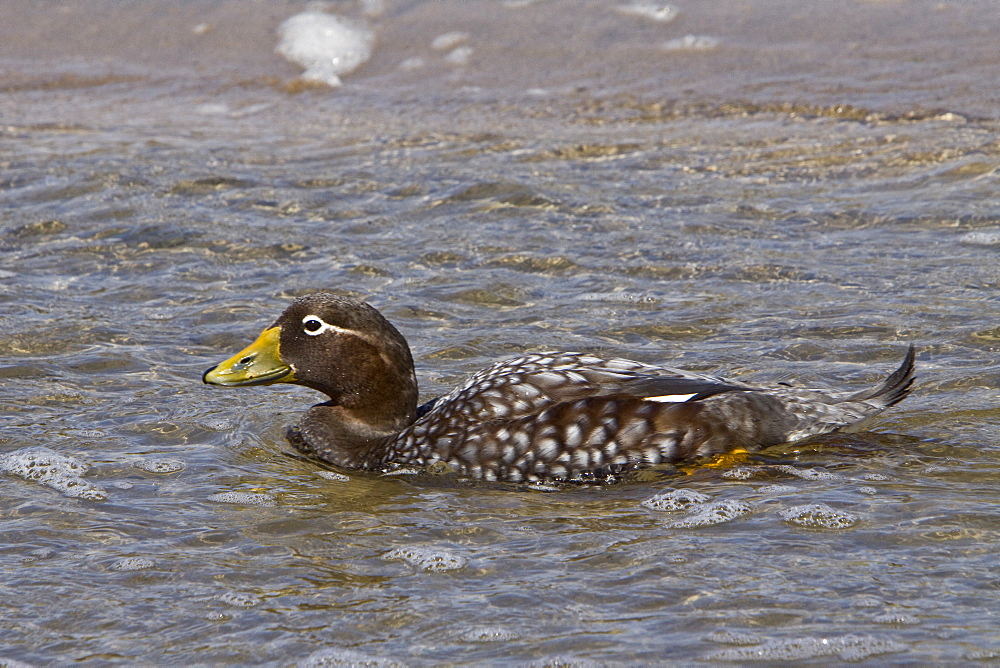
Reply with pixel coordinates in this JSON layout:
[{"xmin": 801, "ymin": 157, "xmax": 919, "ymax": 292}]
[
  {"xmin": 421, "ymin": 352, "xmax": 755, "ymax": 424},
  {"xmin": 385, "ymin": 346, "xmax": 917, "ymax": 482}
]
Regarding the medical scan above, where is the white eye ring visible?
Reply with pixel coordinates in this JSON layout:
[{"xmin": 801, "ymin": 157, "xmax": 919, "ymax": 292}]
[
  {"xmin": 302, "ymin": 315, "xmax": 340, "ymax": 336},
  {"xmin": 301, "ymin": 314, "xmax": 367, "ymax": 340}
]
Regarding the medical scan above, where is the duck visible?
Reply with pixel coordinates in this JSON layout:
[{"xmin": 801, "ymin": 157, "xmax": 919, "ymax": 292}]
[{"xmin": 203, "ymin": 293, "xmax": 916, "ymax": 483}]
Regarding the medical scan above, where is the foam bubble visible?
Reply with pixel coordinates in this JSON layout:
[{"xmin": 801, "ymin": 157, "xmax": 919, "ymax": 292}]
[
  {"xmin": 579, "ymin": 291, "xmax": 659, "ymax": 304},
  {"xmin": 959, "ymin": 230, "xmax": 1000, "ymax": 246},
  {"xmin": 207, "ymin": 491, "xmax": 277, "ymax": 507},
  {"xmin": 664, "ymin": 35, "xmax": 719, "ymax": 51},
  {"xmin": 202, "ymin": 418, "xmax": 237, "ymax": 431},
  {"xmin": 721, "ymin": 467, "xmax": 763, "ymax": 480},
  {"xmin": 641, "ymin": 488, "xmax": 710, "ymax": 511},
  {"xmin": 618, "ymin": 2, "xmax": 679, "ymax": 23},
  {"xmin": 317, "ymin": 470, "xmax": 350, "ymax": 482},
  {"xmin": 774, "ymin": 465, "xmax": 842, "ymax": 481},
  {"xmin": 133, "ymin": 458, "xmax": 186, "ymax": 474},
  {"xmin": 852, "ymin": 596, "xmax": 883, "ymax": 609},
  {"xmin": 705, "ymin": 629, "xmax": 761, "ymax": 645},
  {"xmin": 444, "ymin": 46, "xmax": 474, "ymax": 66},
  {"xmin": 706, "ymin": 634, "xmax": 906, "ymax": 661},
  {"xmin": 431, "ymin": 32, "xmax": 469, "ymax": 51},
  {"xmin": 755, "ymin": 484, "xmax": 797, "ymax": 495},
  {"xmin": 111, "ymin": 557, "xmax": 156, "ymax": 571},
  {"xmin": 399, "ymin": 57, "xmax": 425, "ymax": 71},
  {"xmin": 217, "ymin": 591, "xmax": 262, "ymax": 608},
  {"xmin": 457, "ymin": 626, "xmax": 520, "ymax": 642},
  {"xmin": 706, "ymin": 635, "xmax": 906, "ymax": 661},
  {"xmin": 837, "ymin": 635, "xmax": 909, "ymax": 661},
  {"xmin": 965, "ymin": 650, "xmax": 1000, "ymax": 661},
  {"xmin": 21, "ymin": 548, "xmax": 55, "ymax": 563},
  {"xmin": 527, "ymin": 482, "xmax": 562, "ymax": 492},
  {"xmin": 382, "ymin": 546, "xmax": 467, "ymax": 572},
  {"xmin": 669, "ymin": 500, "xmax": 753, "ymax": 528},
  {"xmin": 298, "ymin": 648, "xmax": 404, "ymax": 668},
  {"xmin": 276, "ymin": 11, "xmax": 373, "ymax": 87},
  {"xmin": 873, "ymin": 612, "xmax": 919, "ymax": 625},
  {"xmin": 0, "ymin": 446, "xmax": 108, "ymax": 501},
  {"xmin": 526, "ymin": 656, "xmax": 602, "ymax": 668},
  {"xmin": 779, "ymin": 503, "xmax": 857, "ymax": 529},
  {"xmin": 382, "ymin": 467, "xmax": 422, "ymax": 476}
]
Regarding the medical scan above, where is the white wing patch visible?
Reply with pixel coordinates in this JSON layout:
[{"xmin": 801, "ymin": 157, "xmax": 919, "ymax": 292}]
[{"xmin": 643, "ymin": 393, "xmax": 698, "ymax": 403}]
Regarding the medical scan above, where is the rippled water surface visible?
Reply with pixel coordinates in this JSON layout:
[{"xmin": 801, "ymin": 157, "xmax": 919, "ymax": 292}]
[{"xmin": 2, "ymin": 1, "xmax": 999, "ymax": 664}]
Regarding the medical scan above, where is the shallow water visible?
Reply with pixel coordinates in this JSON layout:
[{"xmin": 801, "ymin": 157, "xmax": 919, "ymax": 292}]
[{"xmin": 2, "ymin": 0, "xmax": 999, "ymax": 664}]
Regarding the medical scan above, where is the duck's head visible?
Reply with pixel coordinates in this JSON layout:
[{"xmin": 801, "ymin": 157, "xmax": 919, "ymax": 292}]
[{"xmin": 203, "ymin": 293, "xmax": 419, "ymax": 438}]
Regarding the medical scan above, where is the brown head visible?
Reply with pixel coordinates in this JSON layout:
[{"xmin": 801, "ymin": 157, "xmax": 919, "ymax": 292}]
[{"xmin": 203, "ymin": 293, "xmax": 419, "ymax": 450}]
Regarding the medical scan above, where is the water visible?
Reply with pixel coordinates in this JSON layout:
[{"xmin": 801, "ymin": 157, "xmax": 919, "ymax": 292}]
[{"xmin": 2, "ymin": 0, "xmax": 999, "ymax": 664}]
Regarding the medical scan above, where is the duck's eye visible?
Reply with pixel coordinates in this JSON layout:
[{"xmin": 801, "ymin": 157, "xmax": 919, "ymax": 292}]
[
  {"xmin": 301, "ymin": 314, "xmax": 350, "ymax": 338},
  {"xmin": 302, "ymin": 316, "xmax": 326, "ymax": 335}
]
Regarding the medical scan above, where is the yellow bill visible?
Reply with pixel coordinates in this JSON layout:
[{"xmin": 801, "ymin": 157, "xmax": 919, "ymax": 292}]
[{"xmin": 202, "ymin": 326, "xmax": 296, "ymax": 386}]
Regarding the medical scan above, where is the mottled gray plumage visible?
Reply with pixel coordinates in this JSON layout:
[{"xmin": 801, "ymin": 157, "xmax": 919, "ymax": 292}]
[{"xmin": 206, "ymin": 293, "xmax": 916, "ymax": 482}]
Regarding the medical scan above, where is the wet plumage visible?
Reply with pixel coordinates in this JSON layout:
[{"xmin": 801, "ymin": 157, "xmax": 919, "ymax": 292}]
[{"xmin": 203, "ymin": 293, "xmax": 916, "ymax": 483}]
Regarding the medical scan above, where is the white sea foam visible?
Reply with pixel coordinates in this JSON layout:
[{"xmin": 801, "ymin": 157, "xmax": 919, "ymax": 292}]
[
  {"xmin": 431, "ymin": 32, "xmax": 469, "ymax": 51},
  {"xmin": 664, "ymin": 35, "xmax": 719, "ymax": 51},
  {"xmin": 618, "ymin": 2, "xmax": 679, "ymax": 23},
  {"xmin": 721, "ymin": 466, "xmax": 763, "ymax": 480},
  {"xmin": 299, "ymin": 648, "xmax": 404, "ymax": 668},
  {"xmin": 457, "ymin": 625, "xmax": 520, "ymax": 642},
  {"xmin": 706, "ymin": 629, "xmax": 761, "ymax": 645},
  {"xmin": 873, "ymin": 612, "xmax": 920, "ymax": 625},
  {"xmin": 383, "ymin": 546, "xmax": 467, "ymax": 571},
  {"xmin": 641, "ymin": 488, "xmax": 710, "ymax": 512},
  {"xmin": 959, "ymin": 230, "xmax": 1000, "ymax": 246},
  {"xmin": 444, "ymin": 46, "xmax": 474, "ymax": 66},
  {"xmin": 755, "ymin": 484, "xmax": 797, "ymax": 495},
  {"xmin": 216, "ymin": 591, "xmax": 262, "ymax": 608},
  {"xmin": 276, "ymin": 11, "xmax": 374, "ymax": 87},
  {"xmin": 0, "ymin": 446, "xmax": 108, "ymax": 501},
  {"xmin": 579, "ymin": 291, "xmax": 659, "ymax": 304},
  {"xmin": 707, "ymin": 634, "xmax": 906, "ymax": 662},
  {"xmin": 317, "ymin": 470, "xmax": 350, "ymax": 481},
  {"xmin": 195, "ymin": 103, "xmax": 230, "ymax": 115},
  {"xmin": 779, "ymin": 503, "xmax": 857, "ymax": 529},
  {"xmin": 399, "ymin": 57, "xmax": 425, "ymax": 71},
  {"xmin": 111, "ymin": 556, "xmax": 156, "ymax": 571},
  {"xmin": 133, "ymin": 458, "xmax": 186, "ymax": 474},
  {"xmin": 207, "ymin": 491, "xmax": 277, "ymax": 507},
  {"xmin": 774, "ymin": 465, "xmax": 843, "ymax": 481},
  {"xmin": 668, "ymin": 500, "xmax": 753, "ymax": 528}
]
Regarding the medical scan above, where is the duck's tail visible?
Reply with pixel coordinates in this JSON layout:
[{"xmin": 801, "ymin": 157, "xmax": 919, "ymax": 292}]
[
  {"xmin": 844, "ymin": 344, "xmax": 916, "ymax": 410},
  {"xmin": 777, "ymin": 344, "xmax": 916, "ymax": 442}
]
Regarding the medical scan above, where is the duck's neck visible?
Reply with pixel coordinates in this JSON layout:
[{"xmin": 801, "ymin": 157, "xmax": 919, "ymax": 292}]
[
  {"xmin": 286, "ymin": 404, "xmax": 403, "ymax": 468},
  {"xmin": 290, "ymin": 367, "xmax": 419, "ymax": 469}
]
